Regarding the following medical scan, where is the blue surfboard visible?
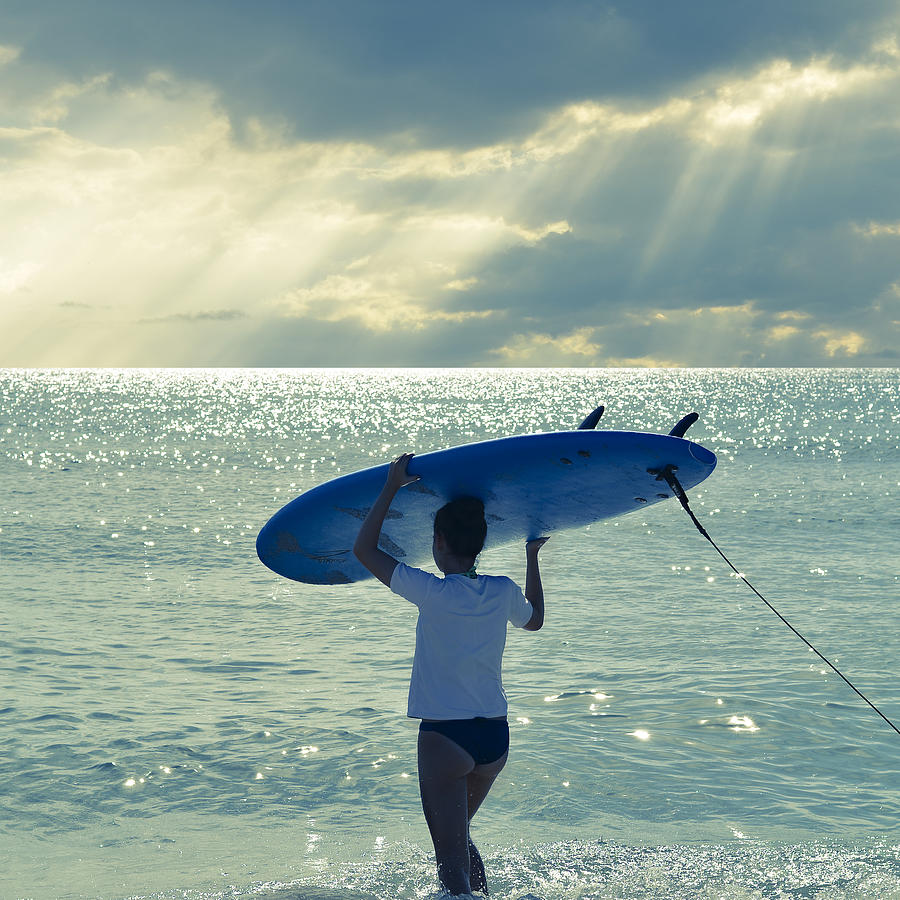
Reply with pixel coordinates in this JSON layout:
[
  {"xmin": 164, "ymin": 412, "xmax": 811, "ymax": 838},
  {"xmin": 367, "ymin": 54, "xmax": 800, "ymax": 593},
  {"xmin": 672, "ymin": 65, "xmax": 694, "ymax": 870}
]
[{"xmin": 257, "ymin": 416, "xmax": 717, "ymax": 585}]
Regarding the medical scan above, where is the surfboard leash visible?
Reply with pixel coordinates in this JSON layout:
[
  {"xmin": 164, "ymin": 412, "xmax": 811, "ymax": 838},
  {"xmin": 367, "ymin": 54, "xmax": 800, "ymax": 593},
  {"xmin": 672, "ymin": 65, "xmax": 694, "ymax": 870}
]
[{"xmin": 651, "ymin": 464, "xmax": 900, "ymax": 738}]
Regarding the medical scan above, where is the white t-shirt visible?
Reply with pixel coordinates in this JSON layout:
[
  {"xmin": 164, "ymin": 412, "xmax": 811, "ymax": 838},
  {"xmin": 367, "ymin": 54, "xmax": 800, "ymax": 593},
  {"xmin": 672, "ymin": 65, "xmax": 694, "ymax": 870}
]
[{"xmin": 389, "ymin": 562, "xmax": 534, "ymax": 720}]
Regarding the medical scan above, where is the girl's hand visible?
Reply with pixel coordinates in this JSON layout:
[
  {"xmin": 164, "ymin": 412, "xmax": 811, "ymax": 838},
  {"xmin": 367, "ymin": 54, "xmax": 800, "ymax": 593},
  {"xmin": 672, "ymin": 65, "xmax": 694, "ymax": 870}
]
[
  {"xmin": 386, "ymin": 452, "xmax": 420, "ymax": 491},
  {"xmin": 526, "ymin": 536, "xmax": 549, "ymax": 555}
]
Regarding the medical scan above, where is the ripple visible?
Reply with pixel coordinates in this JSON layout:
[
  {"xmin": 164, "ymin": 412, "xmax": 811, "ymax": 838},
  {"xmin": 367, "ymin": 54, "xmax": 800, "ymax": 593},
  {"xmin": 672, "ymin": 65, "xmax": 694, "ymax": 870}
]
[{"xmin": 28, "ymin": 712, "xmax": 82, "ymax": 724}]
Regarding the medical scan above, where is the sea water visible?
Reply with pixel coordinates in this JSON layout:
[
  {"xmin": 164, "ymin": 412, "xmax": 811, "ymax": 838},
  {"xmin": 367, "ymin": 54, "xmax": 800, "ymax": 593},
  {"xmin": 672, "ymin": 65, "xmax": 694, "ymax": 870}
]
[{"xmin": 1, "ymin": 368, "xmax": 898, "ymax": 900}]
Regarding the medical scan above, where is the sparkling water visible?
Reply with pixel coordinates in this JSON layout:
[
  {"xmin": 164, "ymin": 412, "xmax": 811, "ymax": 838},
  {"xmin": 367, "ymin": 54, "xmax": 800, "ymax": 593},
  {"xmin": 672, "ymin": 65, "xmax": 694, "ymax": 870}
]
[{"xmin": 1, "ymin": 368, "xmax": 898, "ymax": 900}]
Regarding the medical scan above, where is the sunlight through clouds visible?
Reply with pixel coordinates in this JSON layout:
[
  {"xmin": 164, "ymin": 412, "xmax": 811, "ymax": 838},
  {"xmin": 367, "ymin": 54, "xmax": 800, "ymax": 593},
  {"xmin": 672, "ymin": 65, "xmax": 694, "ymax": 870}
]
[
  {"xmin": 0, "ymin": 65, "xmax": 578, "ymax": 361},
  {"xmin": 697, "ymin": 57, "xmax": 885, "ymax": 142},
  {"xmin": 635, "ymin": 51, "xmax": 898, "ymax": 280},
  {"xmin": 2, "ymin": 26, "xmax": 900, "ymax": 366},
  {"xmin": 270, "ymin": 215, "xmax": 570, "ymax": 330},
  {"xmin": 857, "ymin": 221, "xmax": 900, "ymax": 236}
]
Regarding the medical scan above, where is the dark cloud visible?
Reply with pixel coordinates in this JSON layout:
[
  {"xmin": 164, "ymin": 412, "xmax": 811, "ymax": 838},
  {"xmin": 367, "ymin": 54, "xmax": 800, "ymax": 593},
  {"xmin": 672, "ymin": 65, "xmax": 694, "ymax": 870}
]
[
  {"xmin": 139, "ymin": 309, "xmax": 248, "ymax": 324},
  {"xmin": 3, "ymin": 0, "xmax": 898, "ymax": 146}
]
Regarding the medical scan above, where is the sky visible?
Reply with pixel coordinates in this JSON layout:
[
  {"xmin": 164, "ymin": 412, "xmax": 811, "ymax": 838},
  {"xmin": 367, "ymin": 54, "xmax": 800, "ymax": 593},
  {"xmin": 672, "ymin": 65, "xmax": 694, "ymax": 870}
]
[{"xmin": 2, "ymin": 0, "xmax": 900, "ymax": 367}]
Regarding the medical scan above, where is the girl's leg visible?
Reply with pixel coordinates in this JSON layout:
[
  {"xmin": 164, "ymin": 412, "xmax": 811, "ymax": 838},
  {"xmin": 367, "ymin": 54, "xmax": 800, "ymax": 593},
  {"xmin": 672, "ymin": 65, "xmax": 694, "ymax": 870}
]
[
  {"xmin": 467, "ymin": 838, "xmax": 486, "ymax": 895},
  {"xmin": 417, "ymin": 729, "xmax": 475, "ymax": 895},
  {"xmin": 466, "ymin": 751, "xmax": 508, "ymax": 894}
]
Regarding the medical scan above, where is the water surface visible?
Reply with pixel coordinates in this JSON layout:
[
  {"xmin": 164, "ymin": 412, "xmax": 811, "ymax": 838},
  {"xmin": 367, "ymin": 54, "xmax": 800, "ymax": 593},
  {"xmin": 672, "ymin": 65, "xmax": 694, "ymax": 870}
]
[{"xmin": 1, "ymin": 368, "xmax": 898, "ymax": 899}]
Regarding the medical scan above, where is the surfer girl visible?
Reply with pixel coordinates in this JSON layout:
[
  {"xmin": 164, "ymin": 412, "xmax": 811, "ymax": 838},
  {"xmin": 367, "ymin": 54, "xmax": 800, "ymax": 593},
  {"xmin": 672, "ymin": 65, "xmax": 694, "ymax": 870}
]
[{"xmin": 354, "ymin": 452, "xmax": 548, "ymax": 897}]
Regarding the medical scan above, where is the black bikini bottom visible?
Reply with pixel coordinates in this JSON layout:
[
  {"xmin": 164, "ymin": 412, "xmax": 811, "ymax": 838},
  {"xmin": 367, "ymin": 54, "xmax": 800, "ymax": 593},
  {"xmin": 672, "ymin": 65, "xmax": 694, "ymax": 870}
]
[{"xmin": 419, "ymin": 716, "xmax": 510, "ymax": 765}]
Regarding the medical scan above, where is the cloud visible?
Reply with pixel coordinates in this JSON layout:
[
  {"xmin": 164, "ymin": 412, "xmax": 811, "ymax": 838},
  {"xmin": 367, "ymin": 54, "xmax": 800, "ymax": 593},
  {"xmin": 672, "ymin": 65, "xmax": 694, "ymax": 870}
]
[
  {"xmin": 857, "ymin": 220, "xmax": 900, "ymax": 236},
  {"xmin": 140, "ymin": 309, "xmax": 248, "ymax": 324},
  {"xmin": 0, "ymin": 44, "xmax": 20, "ymax": 66},
  {"xmin": 767, "ymin": 324, "xmax": 802, "ymax": 341},
  {"xmin": 491, "ymin": 327, "xmax": 604, "ymax": 365},
  {"xmin": 270, "ymin": 216, "xmax": 568, "ymax": 331},
  {"xmin": 813, "ymin": 327, "xmax": 867, "ymax": 357},
  {"xmin": 0, "ymin": 63, "xmax": 579, "ymax": 362},
  {"xmin": 5, "ymin": 1, "xmax": 898, "ymax": 147},
  {"xmin": 0, "ymin": 259, "xmax": 42, "ymax": 293},
  {"xmin": 272, "ymin": 271, "xmax": 499, "ymax": 332},
  {"xmin": 1, "ymin": 9, "xmax": 900, "ymax": 366},
  {"xmin": 694, "ymin": 56, "xmax": 887, "ymax": 143},
  {"xmin": 482, "ymin": 299, "xmax": 882, "ymax": 367}
]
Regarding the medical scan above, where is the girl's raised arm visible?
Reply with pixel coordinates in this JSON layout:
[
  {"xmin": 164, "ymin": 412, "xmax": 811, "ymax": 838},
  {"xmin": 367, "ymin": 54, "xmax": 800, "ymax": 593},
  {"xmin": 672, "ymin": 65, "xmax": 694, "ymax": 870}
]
[{"xmin": 353, "ymin": 453, "xmax": 419, "ymax": 586}]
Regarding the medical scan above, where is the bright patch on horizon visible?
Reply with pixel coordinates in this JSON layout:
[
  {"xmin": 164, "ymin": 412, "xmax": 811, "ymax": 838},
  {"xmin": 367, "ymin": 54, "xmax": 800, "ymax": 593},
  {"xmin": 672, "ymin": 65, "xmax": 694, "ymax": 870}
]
[
  {"xmin": 492, "ymin": 327, "xmax": 603, "ymax": 365},
  {"xmin": 813, "ymin": 328, "xmax": 866, "ymax": 357},
  {"xmin": 768, "ymin": 325, "xmax": 802, "ymax": 342}
]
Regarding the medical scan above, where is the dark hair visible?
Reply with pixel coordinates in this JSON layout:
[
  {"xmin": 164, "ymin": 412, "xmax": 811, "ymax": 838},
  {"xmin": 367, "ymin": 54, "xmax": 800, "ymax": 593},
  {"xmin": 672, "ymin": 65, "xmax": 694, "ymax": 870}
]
[{"xmin": 434, "ymin": 497, "xmax": 487, "ymax": 558}]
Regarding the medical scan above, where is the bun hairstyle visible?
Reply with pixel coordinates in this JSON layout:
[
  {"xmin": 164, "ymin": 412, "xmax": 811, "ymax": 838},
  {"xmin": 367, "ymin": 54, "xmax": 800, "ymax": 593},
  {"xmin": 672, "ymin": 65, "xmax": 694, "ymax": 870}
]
[{"xmin": 434, "ymin": 497, "xmax": 487, "ymax": 558}]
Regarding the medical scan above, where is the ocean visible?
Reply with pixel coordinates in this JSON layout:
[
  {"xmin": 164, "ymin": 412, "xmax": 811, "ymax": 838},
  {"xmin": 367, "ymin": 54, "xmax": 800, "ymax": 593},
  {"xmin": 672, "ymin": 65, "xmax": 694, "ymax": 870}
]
[{"xmin": 1, "ymin": 368, "xmax": 898, "ymax": 900}]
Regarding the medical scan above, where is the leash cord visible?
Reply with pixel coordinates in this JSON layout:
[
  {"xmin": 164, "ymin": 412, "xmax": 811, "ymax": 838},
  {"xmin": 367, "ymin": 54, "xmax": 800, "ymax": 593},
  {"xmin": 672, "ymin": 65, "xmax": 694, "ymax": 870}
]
[{"xmin": 658, "ymin": 468, "xmax": 899, "ymax": 737}]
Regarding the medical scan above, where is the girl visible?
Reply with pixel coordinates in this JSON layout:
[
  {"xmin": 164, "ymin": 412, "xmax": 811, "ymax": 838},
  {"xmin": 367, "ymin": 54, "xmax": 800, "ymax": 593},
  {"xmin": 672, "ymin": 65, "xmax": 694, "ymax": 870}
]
[{"xmin": 353, "ymin": 452, "xmax": 548, "ymax": 896}]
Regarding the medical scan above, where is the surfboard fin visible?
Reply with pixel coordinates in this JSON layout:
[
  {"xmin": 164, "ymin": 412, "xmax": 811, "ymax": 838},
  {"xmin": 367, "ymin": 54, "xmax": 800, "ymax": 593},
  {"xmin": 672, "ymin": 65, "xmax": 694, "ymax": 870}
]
[
  {"xmin": 669, "ymin": 412, "xmax": 699, "ymax": 438},
  {"xmin": 578, "ymin": 405, "xmax": 605, "ymax": 430}
]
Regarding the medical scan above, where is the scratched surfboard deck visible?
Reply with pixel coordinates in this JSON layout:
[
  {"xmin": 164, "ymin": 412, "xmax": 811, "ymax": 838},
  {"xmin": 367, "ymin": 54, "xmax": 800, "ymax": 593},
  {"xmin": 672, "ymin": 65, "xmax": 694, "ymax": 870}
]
[{"xmin": 256, "ymin": 429, "xmax": 717, "ymax": 584}]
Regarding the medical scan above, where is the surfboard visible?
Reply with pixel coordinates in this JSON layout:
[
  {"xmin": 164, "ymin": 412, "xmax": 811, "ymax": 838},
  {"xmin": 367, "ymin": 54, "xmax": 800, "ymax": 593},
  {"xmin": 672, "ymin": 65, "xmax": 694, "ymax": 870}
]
[{"xmin": 256, "ymin": 416, "xmax": 717, "ymax": 585}]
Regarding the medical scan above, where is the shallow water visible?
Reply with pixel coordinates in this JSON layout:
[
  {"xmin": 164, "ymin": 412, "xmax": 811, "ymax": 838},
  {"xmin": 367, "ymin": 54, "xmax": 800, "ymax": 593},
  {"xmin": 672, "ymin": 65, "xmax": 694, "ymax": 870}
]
[{"xmin": 1, "ymin": 368, "xmax": 898, "ymax": 899}]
